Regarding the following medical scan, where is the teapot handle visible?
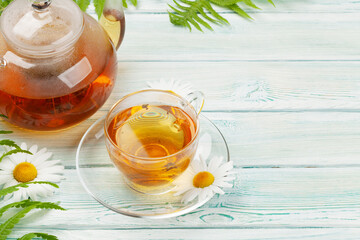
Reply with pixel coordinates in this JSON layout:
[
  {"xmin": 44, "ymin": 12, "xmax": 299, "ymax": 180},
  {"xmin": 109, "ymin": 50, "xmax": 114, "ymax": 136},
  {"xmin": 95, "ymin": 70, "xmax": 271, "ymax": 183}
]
[{"xmin": 99, "ymin": 0, "xmax": 125, "ymax": 50}]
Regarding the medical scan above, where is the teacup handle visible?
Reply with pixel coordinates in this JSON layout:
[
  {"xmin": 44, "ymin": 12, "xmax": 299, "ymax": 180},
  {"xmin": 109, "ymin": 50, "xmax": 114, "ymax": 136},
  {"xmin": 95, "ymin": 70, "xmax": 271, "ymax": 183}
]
[
  {"xmin": 185, "ymin": 91, "xmax": 205, "ymax": 115},
  {"xmin": 0, "ymin": 57, "xmax": 7, "ymax": 68}
]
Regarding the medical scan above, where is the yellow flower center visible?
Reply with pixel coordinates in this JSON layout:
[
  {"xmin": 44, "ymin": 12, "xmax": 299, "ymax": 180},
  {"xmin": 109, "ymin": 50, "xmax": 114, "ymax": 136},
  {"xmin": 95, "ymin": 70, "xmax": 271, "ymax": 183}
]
[
  {"xmin": 193, "ymin": 171, "xmax": 215, "ymax": 188},
  {"xmin": 13, "ymin": 162, "xmax": 37, "ymax": 183}
]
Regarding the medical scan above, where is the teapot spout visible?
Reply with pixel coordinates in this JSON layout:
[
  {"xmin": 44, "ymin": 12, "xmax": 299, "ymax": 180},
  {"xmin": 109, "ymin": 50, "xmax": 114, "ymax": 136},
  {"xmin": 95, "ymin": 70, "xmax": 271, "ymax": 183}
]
[{"xmin": 99, "ymin": 0, "xmax": 125, "ymax": 50}]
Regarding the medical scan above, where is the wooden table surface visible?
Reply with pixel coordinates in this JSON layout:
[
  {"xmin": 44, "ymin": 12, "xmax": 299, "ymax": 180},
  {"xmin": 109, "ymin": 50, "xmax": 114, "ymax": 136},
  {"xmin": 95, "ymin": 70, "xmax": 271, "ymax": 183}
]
[{"xmin": 3, "ymin": 0, "xmax": 360, "ymax": 239}]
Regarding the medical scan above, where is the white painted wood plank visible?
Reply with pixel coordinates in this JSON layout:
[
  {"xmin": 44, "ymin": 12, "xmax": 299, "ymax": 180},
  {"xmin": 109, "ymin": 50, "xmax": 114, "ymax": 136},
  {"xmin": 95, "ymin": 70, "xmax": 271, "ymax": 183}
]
[
  {"xmin": 7, "ymin": 168, "xmax": 360, "ymax": 229},
  {"xmin": 118, "ymin": 13, "xmax": 360, "ymax": 61},
  {"xmin": 121, "ymin": 0, "xmax": 360, "ymax": 13},
  {"xmin": 7, "ymin": 228, "xmax": 360, "ymax": 240},
  {"xmin": 110, "ymin": 62, "xmax": 360, "ymax": 111},
  {"xmin": 2, "ymin": 112, "xmax": 360, "ymax": 167}
]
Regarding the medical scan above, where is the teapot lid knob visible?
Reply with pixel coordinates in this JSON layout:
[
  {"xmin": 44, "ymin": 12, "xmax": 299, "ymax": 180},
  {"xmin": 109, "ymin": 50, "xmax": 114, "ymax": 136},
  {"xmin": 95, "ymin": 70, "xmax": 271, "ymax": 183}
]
[
  {"xmin": 0, "ymin": 0, "xmax": 84, "ymax": 57},
  {"xmin": 31, "ymin": 0, "xmax": 52, "ymax": 11}
]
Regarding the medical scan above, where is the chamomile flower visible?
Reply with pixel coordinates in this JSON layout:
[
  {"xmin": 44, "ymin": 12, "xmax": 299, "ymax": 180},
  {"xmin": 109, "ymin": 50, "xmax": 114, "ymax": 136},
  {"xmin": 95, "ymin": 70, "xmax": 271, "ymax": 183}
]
[
  {"xmin": 173, "ymin": 156, "xmax": 235, "ymax": 203},
  {"xmin": 0, "ymin": 143, "xmax": 63, "ymax": 203},
  {"xmin": 147, "ymin": 79, "xmax": 193, "ymax": 98}
]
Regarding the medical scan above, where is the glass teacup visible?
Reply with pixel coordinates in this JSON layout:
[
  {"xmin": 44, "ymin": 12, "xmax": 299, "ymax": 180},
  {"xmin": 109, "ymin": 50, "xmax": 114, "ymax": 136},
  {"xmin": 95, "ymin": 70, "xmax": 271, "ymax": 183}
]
[{"xmin": 104, "ymin": 89, "xmax": 204, "ymax": 195}]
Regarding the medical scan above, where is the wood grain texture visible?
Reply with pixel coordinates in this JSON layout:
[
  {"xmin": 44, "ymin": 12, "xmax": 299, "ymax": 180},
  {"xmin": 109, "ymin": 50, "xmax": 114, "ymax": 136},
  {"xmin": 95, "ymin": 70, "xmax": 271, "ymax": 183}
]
[
  {"xmin": 122, "ymin": 0, "xmax": 360, "ymax": 13},
  {"xmin": 7, "ymin": 228, "xmax": 360, "ymax": 240},
  {"xmin": 5, "ymin": 167, "xmax": 360, "ymax": 230},
  {"xmin": 119, "ymin": 13, "xmax": 360, "ymax": 61},
  {"xmin": 2, "ymin": 112, "xmax": 360, "ymax": 167},
  {"xmin": 111, "ymin": 62, "xmax": 360, "ymax": 111},
  {"xmin": 1, "ymin": 0, "xmax": 360, "ymax": 238}
]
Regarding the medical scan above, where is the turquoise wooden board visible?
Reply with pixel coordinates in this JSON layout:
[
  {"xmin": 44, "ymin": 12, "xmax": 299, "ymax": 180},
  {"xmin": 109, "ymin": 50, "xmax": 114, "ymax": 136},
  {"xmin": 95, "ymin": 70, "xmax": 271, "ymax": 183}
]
[
  {"xmin": 7, "ymin": 229, "xmax": 360, "ymax": 240},
  {"xmin": 1, "ymin": 0, "xmax": 360, "ymax": 239}
]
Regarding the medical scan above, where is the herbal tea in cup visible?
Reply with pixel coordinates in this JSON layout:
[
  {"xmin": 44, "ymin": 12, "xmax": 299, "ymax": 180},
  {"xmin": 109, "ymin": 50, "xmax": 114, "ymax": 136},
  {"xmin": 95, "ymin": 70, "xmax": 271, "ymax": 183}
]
[{"xmin": 104, "ymin": 90, "xmax": 204, "ymax": 195}]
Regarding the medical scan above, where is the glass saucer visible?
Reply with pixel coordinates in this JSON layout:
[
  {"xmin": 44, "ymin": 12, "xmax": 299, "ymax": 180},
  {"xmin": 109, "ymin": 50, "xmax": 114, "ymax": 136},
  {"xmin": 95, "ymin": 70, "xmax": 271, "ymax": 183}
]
[{"xmin": 76, "ymin": 114, "xmax": 230, "ymax": 219}]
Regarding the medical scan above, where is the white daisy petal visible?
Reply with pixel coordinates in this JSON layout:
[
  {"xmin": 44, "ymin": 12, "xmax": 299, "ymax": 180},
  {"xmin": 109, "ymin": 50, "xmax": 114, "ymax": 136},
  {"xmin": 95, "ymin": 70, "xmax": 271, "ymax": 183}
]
[
  {"xmin": 147, "ymin": 79, "xmax": 193, "ymax": 98},
  {"xmin": 0, "ymin": 143, "xmax": 63, "ymax": 203},
  {"xmin": 20, "ymin": 142, "xmax": 27, "ymax": 150},
  {"xmin": 173, "ymin": 187, "xmax": 191, "ymax": 196},
  {"xmin": 3, "ymin": 179, "xmax": 19, "ymax": 189},
  {"xmin": 11, "ymin": 190, "xmax": 24, "ymax": 202},
  {"xmin": 213, "ymin": 161, "xmax": 234, "ymax": 177},
  {"xmin": 37, "ymin": 174, "xmax": 63, "ymax": 182},
  {"xmin": 208, "ymin": 156, "xmax": 223, "ymax": 172},
  {"xmin": 190, "ymin": 159, "xmax": 203, "ymax": 173},
  {"xmin": 210, "ymin": 185, "xmax": 225, "ymax": 195},
  {"xmin": 31, "ymin": 152, "xmax": 52, "ymax": 165},
  {"xmin": 197, "ymin": 133, "xmax": 212, "ymax": 161},
  {"xmin": 214, "ymin": 181, "xmax": 233, "ymax": 188},
  {"xmin": 0, "ymin": 174, "xmax": 12, "ymax": 185},
  {"xmin": 199, "ymin": 157, "xmax": 208, "ymax": 171},
  {"xmin": 182, "ymin": 188, "xmax": 199, "ymax": 203},
  {"xmin": 0, "ymin": 160, "xmax": 16, "ymax": 171},
  {"xmin": 218, "ymin": 176, "xmax": 236, "ymax": 181},
  {"xmin": 36, "ymin": 160, "xmax": 62, "ymax": 170},
  {"xmin": 29, "ymin": 145, "xmax": 38, "ymax": 154},
  {"xmin": 198, "ymin": 189, "xmax": 208, "ymax": 202}
]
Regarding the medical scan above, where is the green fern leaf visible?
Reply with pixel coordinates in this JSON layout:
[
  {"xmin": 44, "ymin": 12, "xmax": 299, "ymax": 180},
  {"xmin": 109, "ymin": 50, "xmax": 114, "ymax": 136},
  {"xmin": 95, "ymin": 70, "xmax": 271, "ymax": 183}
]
[
  {"xmin": 242, "ymin": 0, "xmax": 260, "ymax": 9},
  {"xmin": 0, "ymin": 149, "xmax": 32, "ymax": 162},
  {"xmin": 122, "ymin": 0, "xmax": 128, "ymax": 8},
  {"xmin": 130, "ymin": 0, "xmax": 137, "ymax": 7},
  {"xmin": 0, "ymin": 200, "xmax": 64, "ymax": 218},
  {"xmin": 0, "ymin": 205, "xmax": 38, "ymax": 240},
  {"xmin": 30, "ymin": 202, "xmax": 66, "ymax": 211},
  {"xmin": 74, "ymin": 0, "xmax": 91, "ymax": 12},
  {"xmin": 94, "ymin": 0, "xmax": 106, "ymax": 19},
  {"xmin": 0, "ymin": 200, "xmax": 31, "ymax": 218},
  {"xmin": 0, "ymin": 202, "xmax": 64, "ymax": 240},
  {"xmin": 227, "ymin": 3, "xmax": 253, "ymax": 19},
  {"xmin": 0, "ymin": 182, "xmax": 59, "ymax": 198},
  {"xmin": 18, "ymin": 232, "xmax": 58, "ymax": 240},
  {"xmin": 168, "ymin": 0, "xmax": 228, "ymax": 31},
  {"xmin": 208, "ymin": 0, "xmax": 242, "ymax": 7},
  {"xmin": 0, "ymin": 131, "xmax": 12, "ymax": 134},
  {"xmin": 0, "ymin": 139, "xmax": 20, "ymax": 149},
  {"xmin": 268, "ymin": 0, "xmax": 275, "ymax": 7}
]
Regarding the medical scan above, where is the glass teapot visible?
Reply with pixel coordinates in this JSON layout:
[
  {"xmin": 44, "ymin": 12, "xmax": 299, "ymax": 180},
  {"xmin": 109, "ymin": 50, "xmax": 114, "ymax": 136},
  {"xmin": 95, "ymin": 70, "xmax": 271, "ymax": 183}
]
[{"xmin": 0, "ymin": 0, "xmax": 125, "ymax": 131}]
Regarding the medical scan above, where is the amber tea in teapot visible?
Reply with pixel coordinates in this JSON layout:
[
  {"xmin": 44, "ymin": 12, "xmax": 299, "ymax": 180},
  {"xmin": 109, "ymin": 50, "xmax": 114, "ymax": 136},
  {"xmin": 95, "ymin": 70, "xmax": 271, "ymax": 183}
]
[{"xmin": 0, "ymin": 0, "xmax": 125, "ymax": 131}]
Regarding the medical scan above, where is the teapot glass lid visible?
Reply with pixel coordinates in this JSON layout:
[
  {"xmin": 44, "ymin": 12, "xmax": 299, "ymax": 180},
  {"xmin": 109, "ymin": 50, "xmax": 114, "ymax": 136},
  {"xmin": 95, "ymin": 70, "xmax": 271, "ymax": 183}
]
[{"xmin": 0, "ymin": 0, "xmax": 84, "ymax": 56}]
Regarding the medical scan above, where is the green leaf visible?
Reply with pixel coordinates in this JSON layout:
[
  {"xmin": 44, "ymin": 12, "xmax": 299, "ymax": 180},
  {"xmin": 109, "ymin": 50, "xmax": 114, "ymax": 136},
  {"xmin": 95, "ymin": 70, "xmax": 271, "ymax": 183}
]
[
  {"xmin": 122, "ymin": 0, "xmax": 128, "ymax": 8},
  {"xmin": 74, "ymin": 0, "xmax": 91, "ymax": 12},
  {"xmin": 0, "ymin": 139, "xmax": 20, "ymax": 149},
  {"xmin": 0, "ymin": 205, "xmax": 38, "ymax": 240},
  {"xmin": 0, "ymin": 182, "xmax": 59, "ymax": 198},
  {"xmin": 0, "ymin": 149, "xmax": 32, "ymax": 163},
  {"xmin": 94, "ymin": 0, "xmax": 106, "ymax": 19},
  {"xmin": 227, "ymin": 3, "xmax": 253, "ymax": 19},
  {"xmin": 130, "ymin": 0, "xmax": 137, "ymax": 7},
  {"xmin": 0, "ymin": 200, "xmax": 65, "ymax": 218},
  {"xmin": 0, "ymin": 201, "xmax": 64, "ymax": 239},
  {"xmin": 168, "ymin": 0, "xmax": 229, "ymax": 31},
  {"xmin": 268, "ymin": 0, "xmax": 275, "ymax": 7},
  {"xmin": 242, "ymin": 0, "xmax": 260, "ymax": 9},
  {"xmin": 208, "ymin": 0, "xmax": 242, "ymax": 7},
  {"xmin": 0, "ymin": 131, "xmax": 12, "ymax": 134},
  {"xmin": 0, "ymin": 200, "xmax": 32, "ymax": 218},
  {"xmin": 18, "ymin": 232, "xmax": 58, "ymax": 240},
  {"xmin": 0, "ymin": 114, "xmax": 8, "ymax": 119}
]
